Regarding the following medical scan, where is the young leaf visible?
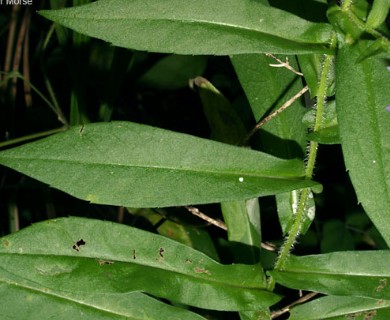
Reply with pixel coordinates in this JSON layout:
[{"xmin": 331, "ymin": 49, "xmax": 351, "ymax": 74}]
[
  {"xmin": 0, "ymin": 217, "xmax": 280, "ymax": 311},
  {"xmin": 269, "ymin": 251, "xmax": 390, "ymax": 300},
  {"xmin": 336, "ymin": 41, "xmax": 390, "ymax": 246},
  {"xmin": 0, "ymin": 121, "xmax": 318, "ymax": 208},
  {"xmin": 39, "ymin": 0, "xmax": 333, "ymax": 55},
  {"xmin": 289, "ymin": 295, "xmax": 390, "ymax": 320}
]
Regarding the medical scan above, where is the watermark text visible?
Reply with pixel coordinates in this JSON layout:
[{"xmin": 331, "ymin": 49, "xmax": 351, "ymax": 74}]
[{"xmin": 0, "ymin": 0, "xmax": 33, "ymax": 5}]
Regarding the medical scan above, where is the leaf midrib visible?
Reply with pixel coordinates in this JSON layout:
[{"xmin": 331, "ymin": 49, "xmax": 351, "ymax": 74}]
[
  {"xmin": 1, "ymin": 155, "xmax": 304, "ymax": 180},
  {"xmin": 278, "ymin": 268, "xmax": 388, "ymax": 277},
  {"xmin": 48, "ymin": 12, "xmax": 327, "ymax": 47},
  {"xmin": 0, "ymin": 252, "xmax": 264, "ymax": 290},
  {"xmin": 1, "ymin": 276, "xmax": 145, "ymax": 319}
]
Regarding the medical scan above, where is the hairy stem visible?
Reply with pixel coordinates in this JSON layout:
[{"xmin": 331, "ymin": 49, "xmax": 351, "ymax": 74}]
[{"xmin": 268, "ymin": 35, "xmax": 337, "ymax": 290}]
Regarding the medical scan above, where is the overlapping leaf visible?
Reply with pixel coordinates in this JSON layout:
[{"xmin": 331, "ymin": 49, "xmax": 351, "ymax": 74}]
[
  {"xmin": 0, "ymin": 217, "xmax": 280, "ymax": 313},
  {"xmin": 0, "ymin": 121, "xmax": 318, "ymax": 207},
  {"xmin": 336, "ymin": 42, "xmax": 390, "ymax": 246},
  {"xmin": 269, "ymin": 251, "xmax": 390, "ymax": 300},
  {"xmin": 289, "ymin": 295, "xmax": 390, "ymax": 320},
  {"xmin": 39, "ymin": 0, "xmax": 332, "ymax": 55}
]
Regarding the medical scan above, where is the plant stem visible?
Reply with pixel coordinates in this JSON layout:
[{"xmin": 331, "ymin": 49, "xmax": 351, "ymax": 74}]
[
  {"xmin": 0, "ymin": 126, "xmax": 67, "ymax": 149},
  {"xmin": 341, "ymin": 0, "xmax": 353, "ymax": 10},
  {"xmin": 267, "ymin": 35, "xmax": 337, "ymax": 291}
]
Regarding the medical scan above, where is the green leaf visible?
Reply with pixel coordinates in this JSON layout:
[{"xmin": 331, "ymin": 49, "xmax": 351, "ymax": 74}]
[
  {"xmin": 297, "ymin": 54, "xmax": 322, "ymax": 98},
  {"xmin": 231, "ymin": 54, "xmax": 307, "ymax": 159},
  {"xmin": 336, "ymin": 42, "xmax": 390, "ymax": 246},
  {"xmin": 190, "ymin": 76, "xmax": 247, "ymax": 145},
  {"xmin": 128, "ymin": 207, "xmax": 219, "ymax": 261},
  {"xmin": 289, "ymin": 295, "xmax": 390, "ymax": 320},
  {"xmin": 306, "ymin": 127, "xmax": 340, "ymax": 145},
  {"xmin": 39, "ymin": 0, "xmax": 333, "ymax": 55},
  {"xmin": 367, "ymin": 0, "xmax": 390, "ymax": 29},
  {"xmin": 303, "ymin": 100, "xmax": 340, "ymax": 145},
  {"xmin": 0, "ymin": 121, "xmax": 318, "ymax": 208},
  {"xmin": 221, "ymin": 199, "xmax": 261, "ymax": 264},
  {"xmin": 1, "ymin": 286, "xmax": 203, "ymax": 320},
  {"xmin": 269, "ymin": 251, "xmax": 390, "ymax": 300},
  {"xmin": 327, "ymin": 4, "xmax": 365, "ymax": 43},
  {"xmin": 0, "ymin": 217, "xmax": 280, "ymax": 312}
]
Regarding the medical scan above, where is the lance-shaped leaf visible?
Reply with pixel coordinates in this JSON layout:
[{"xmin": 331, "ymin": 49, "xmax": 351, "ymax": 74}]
[
  {"xmin": 289, "ymin": 295, "xmax": 390, "ymax": 320},
  {"xmin": 269, "ymin": 251, "xmax": 390, "ymax": 300},
  {"xmin": 1, "ymin": 286, "xmax": 205, "ymax": 320},
  {"xmin": 0, "ymin": 217, "xmax": 280, "ymax": 312},
  {"xmin": 336, "ymin": 41, "xmax": 390, "ymax": 246},
  {"xmin": 39, "ymin": 0, "xmax": 333, "ymax": 55},
  {"xmin": 0, "ymin": 121, "xmax": 318, "ymax": 208}
]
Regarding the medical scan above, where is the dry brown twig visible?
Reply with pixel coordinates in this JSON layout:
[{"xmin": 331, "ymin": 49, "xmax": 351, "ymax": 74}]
[
  {"xmin": 244, "ymin": 85, "xmax": 309, "ymax": 143},
  {"xmin": 242, "ymin": 53, "xmax": 308, "ymax": 143},
  {"xmin": 271, "ymin": 292, "xmax": 319, "ymax": 319},
  {"xmin": 185, "ymin": 206, "xmax": 227, "ymax": 231},
  {"xmin": 266, "ymin": 53, "xmax": 303, "ymax": 76}
]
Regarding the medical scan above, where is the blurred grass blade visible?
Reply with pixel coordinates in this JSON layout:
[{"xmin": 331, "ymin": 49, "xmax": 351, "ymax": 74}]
[
  {"xmin": 0, "ymin": 217, "xmax": 280, "ymax": 311},
  {"xmin": 269, "ymin": 251, "xmax": 390, "ymax": 300},
  {"xmin": 0, "ymin": 121, "xmax": 318, "ymax": 208},
  {"xmin": 289, "ymin": 295, "xmax": 390, "ymax": 320},
  {"xmin": 336, "ymin": 41, "xmax": 390, "ymax": 246},
  {"xmin": 39, "ymin": 0, "xmax": 332, "ymax": 55}
]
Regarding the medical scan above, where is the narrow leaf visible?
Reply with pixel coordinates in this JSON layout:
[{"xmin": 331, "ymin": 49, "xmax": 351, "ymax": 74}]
[
  {"xmin": 289, "ymin": 295, "xmax": 390, "ymax": 320},
  {"xmin": 191, "ymin": 76, "xmax": 247, "ymax": 145},
  {"xmin": 221, "ymin": 199, "xmax": 261, "ymax": 264},
  {"xmin": 336, "ymin": 42, "xmax": 390, "ymax": 246},
  {"xmin": 0, "ymin": 121, "xmax": 318, "ymax": 208},
  {"xmin": 269, "ymin": 251, "xmax": 390, "ymax": 300},
  {"xmin": 39, "ymin": 0, "xmax": 333, "ymax": 55},
  {"xmin": 0, "ymin": 217, "xmax": 280, "ymax": 311},
  {"xmin": 0, "ymin": 286, "xmax": 204, "ymax": 320}
]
